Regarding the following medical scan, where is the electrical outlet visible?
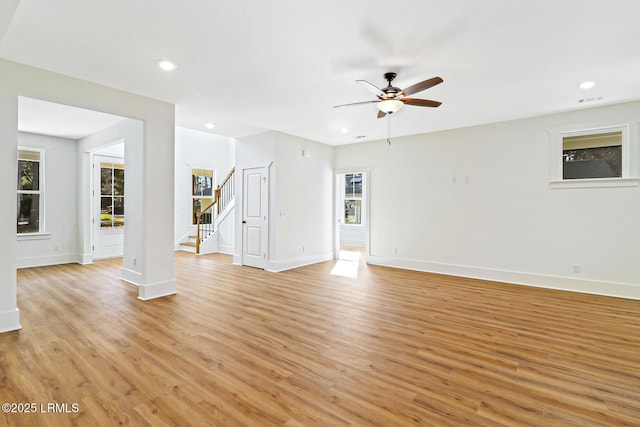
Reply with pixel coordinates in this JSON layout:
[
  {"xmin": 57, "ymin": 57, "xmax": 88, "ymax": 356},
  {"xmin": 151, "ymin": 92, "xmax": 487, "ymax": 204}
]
[
  {"xmin": 393, "ymin": 248, "xmax": 398, "ymax": 255},
  {"xmin": 573, "ymin": 264, "xmax": 580, "ymax": 273}
]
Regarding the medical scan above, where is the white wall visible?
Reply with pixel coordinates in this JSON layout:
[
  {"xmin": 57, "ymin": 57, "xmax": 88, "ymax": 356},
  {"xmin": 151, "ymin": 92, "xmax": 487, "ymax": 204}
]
[
  {"xmin": 335, "ymin": 101, "xmax": 640, "ymax": 299},
  {"xmin": 340, "ymin": 224, "xmax": 366, "ymax": 247},
  {"xmin": 16, "ymin": 132, "xmax": 79, "ymax": 268},
  {"xmin": 233, "ymin": 131, "xmax": 334, "ymax": 271},
  {"xmin": 1, "ymin": 58, "xmax": 176, "ymax": 333},
  {"xmin": 272, "ymin": 132, "xmax": 334, "ymax": 271},
  {"xmin": 174, "ymin": 127, "xmax": 233, "ymax": 245},
  {"xmin": 234, "ymin": 131, "xmax": 276, "ymax": 265}
]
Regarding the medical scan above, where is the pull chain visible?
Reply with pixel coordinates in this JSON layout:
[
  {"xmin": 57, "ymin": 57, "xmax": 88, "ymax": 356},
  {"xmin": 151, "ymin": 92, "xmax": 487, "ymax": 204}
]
[{"xmin": 386, "ymin": 114, "xmax": 391, "ymax": 145}]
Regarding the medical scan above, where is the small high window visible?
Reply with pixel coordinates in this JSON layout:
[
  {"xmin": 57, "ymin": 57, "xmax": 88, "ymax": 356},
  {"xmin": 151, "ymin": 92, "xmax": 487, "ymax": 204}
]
[
  {"xmin": 549, "ymin": 122, "xmax": 639, "ymax": 188},
  {"xmin": 562, "ymin": 130, "xmax": 622, "ymax": 179}
]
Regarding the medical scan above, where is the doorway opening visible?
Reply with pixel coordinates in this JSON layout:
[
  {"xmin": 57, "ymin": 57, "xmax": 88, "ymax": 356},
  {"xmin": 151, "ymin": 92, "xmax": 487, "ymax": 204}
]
[
  {"xmin": 92, "ymin": 142, "xmax": 125, "ymax": 259},
  {"xmin": 16, "ymin": 96, "xmax": 137, "ymax": 268},
  {"xmin": 335, "ymin": 171, "xmax": 368, "ymax": 265}
]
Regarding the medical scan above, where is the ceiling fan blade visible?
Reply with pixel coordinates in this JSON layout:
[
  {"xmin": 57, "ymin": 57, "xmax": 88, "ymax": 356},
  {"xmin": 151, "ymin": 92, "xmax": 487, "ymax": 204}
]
[
  {"xmin": 333, "ymin": 100, "xmax": 379, "ymax": 108},
  {"xmin": 377, "ymin": 110, "xmax": 387, "ymax": 119},
  {"xmin": 402, "ymin": 98, "xmax": 442, "ymax": 108},
  {"xmin": 356, "ymin": 79, "xmax": 385, "ymax": 97},
  {"xmin": 401, "ymin": 76, "xmax": 443, "ymax": 96}
]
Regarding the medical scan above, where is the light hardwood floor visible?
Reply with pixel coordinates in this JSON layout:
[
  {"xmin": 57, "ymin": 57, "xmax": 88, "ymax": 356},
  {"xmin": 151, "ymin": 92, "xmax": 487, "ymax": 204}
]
[{"xmin": 1, "ymin": 252, "xmax": 639, "ymax": 426}]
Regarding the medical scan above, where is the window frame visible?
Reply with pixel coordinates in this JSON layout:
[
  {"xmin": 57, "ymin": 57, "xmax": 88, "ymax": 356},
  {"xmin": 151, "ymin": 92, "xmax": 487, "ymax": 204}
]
[
  {"xmin": 17, "ymin": 146, "xmax": 45, "ymax": 235},
  {"xmin": 343, "ymin": 172, "xmax": 364, "ymax": 226},
  {"xmin": 191, "ymin": 168, "xmax": 215, "ymax": 225},
  {"xmin": 99, "ymin": 161, "xmax": 125, "ymax": 230},
  {"xmin": 549, "ymin": 121, "xmax": 639, "ymax": 189}
]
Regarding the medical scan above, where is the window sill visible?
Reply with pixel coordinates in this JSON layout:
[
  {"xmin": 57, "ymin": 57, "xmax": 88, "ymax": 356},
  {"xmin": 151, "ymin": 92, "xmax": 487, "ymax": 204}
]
[
  {"xmin": 549, "ymin": 178, "xmax": 640, "ymax": 189},
  {"xmin": 17, "ymin": 232, "xmax": 51, "ymax": 241}
]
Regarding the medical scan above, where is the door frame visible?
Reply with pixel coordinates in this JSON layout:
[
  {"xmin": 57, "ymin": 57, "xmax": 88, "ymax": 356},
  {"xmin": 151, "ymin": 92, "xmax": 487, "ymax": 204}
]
[
  {"xmin": 334, "ymin": 168, "xmax": 371, "ymax": 261},
  {"xmin": 92, "ymin": 154, "xmax": 125, "ymax": 259},
  {"xmin": 89, "ymin": 141, "xmax": 125, "ymax": 262}
]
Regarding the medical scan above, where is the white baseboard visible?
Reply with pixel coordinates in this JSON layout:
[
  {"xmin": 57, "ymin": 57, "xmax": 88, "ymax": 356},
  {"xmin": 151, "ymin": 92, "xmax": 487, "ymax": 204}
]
[
  {"xmin": 267, "ymin": 251, "xmax": 334, "ymax": 273},
  {"xmin": 340, "ymin": 239, "xmax": 366, "ymax": 247},
  {"xmin": 120, "ymin": 267, "xmax": 142, "ymax": 286},
  {"xmin": 80, "ymin": 253, "xmax": 93, "ymax": 265},
  {"xmin": 137, "ymin": 279, "xmax": 177, "ymax": 301},
  {"xmin": 217, "ymin": 245, "xmax": 234, "ymax": 255},
  {"xmin": 0, "ymin": 308, "xmax": 21, "ymax": 333},
  {"xmin": 367, "ymin": 255, "xmax": 640, "ymax": 300},
  {"xmin": 16, "ymin": 253, "xmax": 79, "ymax": 269}
]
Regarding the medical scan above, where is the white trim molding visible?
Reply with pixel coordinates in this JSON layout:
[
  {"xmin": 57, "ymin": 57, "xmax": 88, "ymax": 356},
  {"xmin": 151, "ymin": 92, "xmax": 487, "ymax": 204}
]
[
  {"xmin": 267, "ymin": 252, "xmax": 334, "ymax": 273},
  {"xmin": 16, "ymin": 253, "xmax": 80, "ymax": 269},
  {"xmin": 120, "ymin": 267, "xmax": 143, "ymax": 286},
  {"xmin": 368, "ymin": 256, "xmax": 640, "ymax": 301},
  {"xmin": 0, "ymin": 308, "xmax": 22, "ymax": 333},
  {"xmin": 137, "ymin": 279, "xmax": 177, "ymax": 301},
  {"xmin": 549, "ymin": 178, "xmax": 639, "ymax": 189}
]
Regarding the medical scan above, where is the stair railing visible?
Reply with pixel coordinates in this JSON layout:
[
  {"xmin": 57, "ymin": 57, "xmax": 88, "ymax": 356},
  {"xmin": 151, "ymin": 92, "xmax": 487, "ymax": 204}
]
[
  {"xmin": 195, "ymin": 167, "xmax": 235, "ymax": 254},
  {"xmin": 217, "ymin": 167, "xmax": 235, "ymax": 214},
  {"xmin": 196, "ymin": 196, "xmax": 216, "ymax": 254}
]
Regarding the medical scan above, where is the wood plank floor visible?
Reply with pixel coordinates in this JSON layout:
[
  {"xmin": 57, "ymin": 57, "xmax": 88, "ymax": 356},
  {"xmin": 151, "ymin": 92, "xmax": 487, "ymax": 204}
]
[{"xmin": 1, "ymin": 252, "xmax": 639, "ymax": 426}]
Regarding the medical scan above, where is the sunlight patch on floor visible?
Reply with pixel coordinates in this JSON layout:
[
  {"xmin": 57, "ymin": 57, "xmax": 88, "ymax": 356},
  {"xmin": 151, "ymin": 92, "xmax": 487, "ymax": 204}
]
[
  {"xmin": 330, "ymin": 259, "xmax": 359, "ymax": 278},
  {"xmin": 339, "ymin": 249, "xmax": 362, "ymax": 262},
  {"xmin": 331, "ymin": 249, "xmax": 362, "ymax": 278}
]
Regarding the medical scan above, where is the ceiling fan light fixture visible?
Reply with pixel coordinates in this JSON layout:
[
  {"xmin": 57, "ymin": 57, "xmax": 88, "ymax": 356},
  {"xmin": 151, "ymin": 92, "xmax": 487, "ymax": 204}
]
[{"xmin": 377, "ymin": 99, "xmax": 403, "ymax": 114}]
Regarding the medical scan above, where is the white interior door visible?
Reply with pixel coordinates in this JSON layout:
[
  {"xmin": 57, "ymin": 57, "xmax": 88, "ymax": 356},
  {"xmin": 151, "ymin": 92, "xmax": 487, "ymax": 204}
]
[
  {"xmin": 93, "ymin": 155, "xmax": 125, "ymax": 259},
  {"xmin": 242, "ymin": 167, "xmax": 267, "ymax": 269}
]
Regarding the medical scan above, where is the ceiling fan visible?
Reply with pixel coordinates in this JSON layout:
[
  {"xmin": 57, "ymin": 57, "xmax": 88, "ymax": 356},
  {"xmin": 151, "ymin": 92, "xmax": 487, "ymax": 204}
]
[{"xmin": 334, "ymin": 72, "xmax": 443, "ymax": 118}]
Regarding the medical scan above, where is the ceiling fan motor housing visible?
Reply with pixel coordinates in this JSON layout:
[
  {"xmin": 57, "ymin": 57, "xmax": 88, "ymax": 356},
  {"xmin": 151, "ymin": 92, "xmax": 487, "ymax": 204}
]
[{"xmin": 382, "ymin": 72, "xmax": 401, "ymax": 98}]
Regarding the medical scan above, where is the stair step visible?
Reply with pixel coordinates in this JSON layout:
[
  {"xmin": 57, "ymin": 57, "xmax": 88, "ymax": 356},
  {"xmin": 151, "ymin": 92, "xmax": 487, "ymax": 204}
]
[{"xmin": 181, "ymin": 242, "xmax": 197, "ymax": 247}]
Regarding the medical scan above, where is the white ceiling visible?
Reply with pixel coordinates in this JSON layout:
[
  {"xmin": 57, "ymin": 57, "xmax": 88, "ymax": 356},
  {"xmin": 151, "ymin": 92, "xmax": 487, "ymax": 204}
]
[
  {"xmin": 18, "ymin": 96, "xmax": 126, "ymax": 139},
  {"xmin": 3, "ymin": 0, "xmax": 640, "ymax": 145}
]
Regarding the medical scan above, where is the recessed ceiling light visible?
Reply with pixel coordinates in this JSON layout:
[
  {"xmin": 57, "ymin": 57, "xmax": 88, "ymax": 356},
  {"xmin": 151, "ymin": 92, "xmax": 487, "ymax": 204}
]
[
  {"xmin": 340, "ymin": 127, "xmax": 350, "ymax": 134},
  {"xmin": 157, "ymin": 60, "xmax": 177, "ymax": 71},
  {"xmin": 579, "ymin": 81, "xmax": 595, "ymax": 90},
  {"xmin": 205, "ymin": 123, "xmax": 215, "ymax": 129}
]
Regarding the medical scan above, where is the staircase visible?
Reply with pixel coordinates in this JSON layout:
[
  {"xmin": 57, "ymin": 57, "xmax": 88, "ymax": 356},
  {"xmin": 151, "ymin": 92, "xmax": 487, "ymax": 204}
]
[
  {"xmin": 178, "ymin": 234, "xmax": 200, "ymax": 253},
  {"xmin": 178, "ymin": 167, "xmax": 235, "ymax": 254}
]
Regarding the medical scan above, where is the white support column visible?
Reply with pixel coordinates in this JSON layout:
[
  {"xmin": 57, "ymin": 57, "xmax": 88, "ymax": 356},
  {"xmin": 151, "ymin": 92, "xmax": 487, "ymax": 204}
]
[
  {"xmin": 0, "ymin": 86, "xmax": 21, "ymax": 333},
  {"xmin": 136, "ymin": 113, "xmax": 177, "ymax": 300}
]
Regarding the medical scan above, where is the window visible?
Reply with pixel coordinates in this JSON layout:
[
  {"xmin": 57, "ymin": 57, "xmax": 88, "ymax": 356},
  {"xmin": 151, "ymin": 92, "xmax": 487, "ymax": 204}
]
[
  {"xmin": 562, "ymin": 130, "xmax": 622, "ymax": 179},
  {"xmin": 100, "ymin": 162, "xmax": 125, "ymax": 229},
  {"xmin": 192, "ymin": 168, "xmax": 213, "ymax": 225},
  {"xmin": 549, "ymin": 122, "xmax": 639, "ymax": 188},
  {"xmin": 17, "ymin": 148, "xmax": 44, "ymax": 234},
  {"xmin": 344, "ymin": 172, "xmax": 363, "ymax": 225}
]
